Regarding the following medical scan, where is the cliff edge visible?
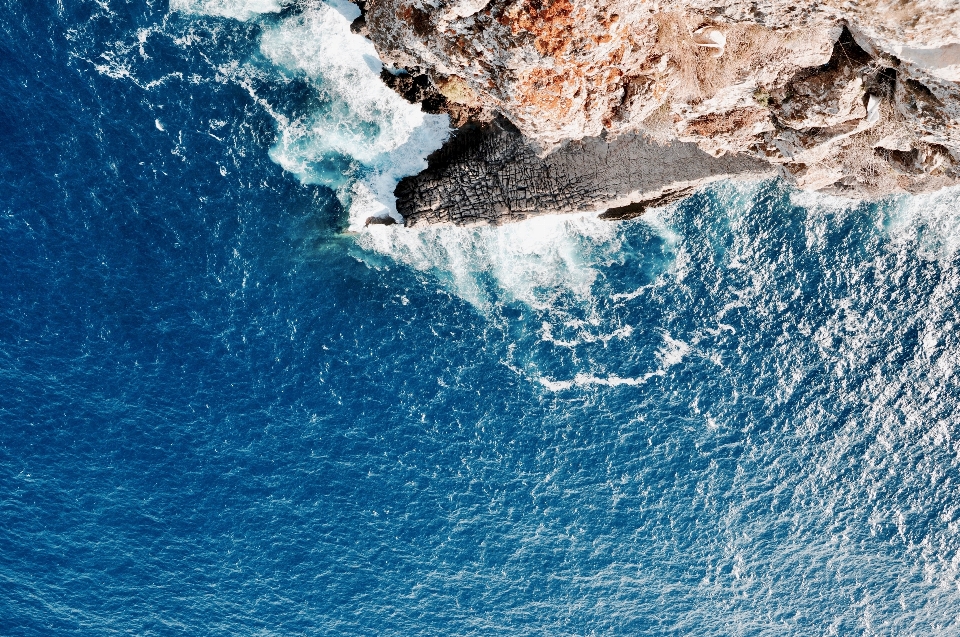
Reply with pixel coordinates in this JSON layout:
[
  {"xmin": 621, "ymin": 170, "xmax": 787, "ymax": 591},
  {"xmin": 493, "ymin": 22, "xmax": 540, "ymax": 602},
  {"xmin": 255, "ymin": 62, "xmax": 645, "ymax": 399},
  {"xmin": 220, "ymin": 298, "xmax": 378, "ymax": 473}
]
[{"xmin": 358, "ymin": 0, "xmax": 960, "ymax": 224}]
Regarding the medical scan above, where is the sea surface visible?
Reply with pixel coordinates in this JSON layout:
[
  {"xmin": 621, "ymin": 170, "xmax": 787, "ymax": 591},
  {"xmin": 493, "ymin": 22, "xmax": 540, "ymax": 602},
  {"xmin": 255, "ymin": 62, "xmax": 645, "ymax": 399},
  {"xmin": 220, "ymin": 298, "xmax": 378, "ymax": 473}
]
[{"xmin": 3, "ymin": 1, "xmax": 960, "ymax": 635}]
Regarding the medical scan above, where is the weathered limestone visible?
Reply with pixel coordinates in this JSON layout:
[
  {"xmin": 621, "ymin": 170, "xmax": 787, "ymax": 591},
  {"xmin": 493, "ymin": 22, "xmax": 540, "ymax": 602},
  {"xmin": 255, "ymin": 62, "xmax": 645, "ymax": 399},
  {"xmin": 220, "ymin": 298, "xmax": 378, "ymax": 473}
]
[{"xmin": 356, "ymin": 0, "xmax": 960, "ymax": 225}]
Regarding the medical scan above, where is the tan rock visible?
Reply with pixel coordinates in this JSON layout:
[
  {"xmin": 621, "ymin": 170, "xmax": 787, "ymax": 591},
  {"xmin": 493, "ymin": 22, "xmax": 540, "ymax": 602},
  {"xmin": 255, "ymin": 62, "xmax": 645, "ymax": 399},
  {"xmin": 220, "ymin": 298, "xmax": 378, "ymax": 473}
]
[{"xmin": 361, "ymin": 0, "xmax": 960, "ymax": 219}]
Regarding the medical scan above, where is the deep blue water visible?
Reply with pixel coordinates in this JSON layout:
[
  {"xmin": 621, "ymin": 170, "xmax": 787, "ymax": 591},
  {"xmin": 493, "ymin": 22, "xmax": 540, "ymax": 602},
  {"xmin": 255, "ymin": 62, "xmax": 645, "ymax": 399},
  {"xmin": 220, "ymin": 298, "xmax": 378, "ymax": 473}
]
[{"xmin": 4, "ymin": 2, "xmax": 960, "ymax": 635}]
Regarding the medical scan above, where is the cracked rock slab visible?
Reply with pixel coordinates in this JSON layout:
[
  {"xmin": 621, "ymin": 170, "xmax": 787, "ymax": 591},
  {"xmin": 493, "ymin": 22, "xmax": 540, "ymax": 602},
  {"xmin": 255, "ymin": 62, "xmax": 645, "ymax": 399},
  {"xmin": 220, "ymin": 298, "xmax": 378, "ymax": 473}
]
[{"xmin": 396, "ymin": 118, "xmax": 775, "ymax": 226}]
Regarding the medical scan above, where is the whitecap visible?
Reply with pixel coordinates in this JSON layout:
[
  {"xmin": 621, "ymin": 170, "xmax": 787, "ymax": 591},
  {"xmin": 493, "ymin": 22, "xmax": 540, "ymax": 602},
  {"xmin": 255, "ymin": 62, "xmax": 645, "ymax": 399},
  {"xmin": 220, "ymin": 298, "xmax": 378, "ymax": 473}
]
[
  {"xmin": 536, "ymin": 371, "xmax": 664, "ymax": 391},
  {"xmin": 883, "ymin": 185, "xmax": 960, "ymax": 262},
  {"xmin": 355, "ymin": 212, "xmax": 622, "ymax": 310},
  {"xmin": 170, "ymin": 0, "xmax": 287, "ymax": 21},
  {"xmin": 656, "ymin": 332, "xmax": 690, "ymax": 367}
]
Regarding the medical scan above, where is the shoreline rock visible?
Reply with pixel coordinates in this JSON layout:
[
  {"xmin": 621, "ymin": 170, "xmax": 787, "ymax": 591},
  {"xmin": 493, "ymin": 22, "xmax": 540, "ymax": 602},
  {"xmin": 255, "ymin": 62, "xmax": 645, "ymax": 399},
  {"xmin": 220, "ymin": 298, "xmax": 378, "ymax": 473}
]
[
  {"xmin": 359, "ymin": 0, "xmax": 960, "ymax": 225},
  {"xmin": 396, "ymin": 117, "xmax": 774, "ymax": 226}
]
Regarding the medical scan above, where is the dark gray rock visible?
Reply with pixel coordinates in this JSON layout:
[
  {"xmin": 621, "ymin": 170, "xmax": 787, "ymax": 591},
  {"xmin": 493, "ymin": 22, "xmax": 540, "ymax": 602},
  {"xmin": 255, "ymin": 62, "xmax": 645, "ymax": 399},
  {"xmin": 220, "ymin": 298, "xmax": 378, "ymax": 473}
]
[{"xmin": 396, "ymin": 118, "xmax": 776, "ymax": 227}]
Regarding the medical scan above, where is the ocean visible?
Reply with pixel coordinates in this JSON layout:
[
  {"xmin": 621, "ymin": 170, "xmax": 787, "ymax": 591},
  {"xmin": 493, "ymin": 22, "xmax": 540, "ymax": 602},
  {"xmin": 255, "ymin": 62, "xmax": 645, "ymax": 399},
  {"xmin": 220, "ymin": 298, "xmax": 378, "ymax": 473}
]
[{"xmin": 3, "ymin": 1, "xmax": 960, "ymax": 635}]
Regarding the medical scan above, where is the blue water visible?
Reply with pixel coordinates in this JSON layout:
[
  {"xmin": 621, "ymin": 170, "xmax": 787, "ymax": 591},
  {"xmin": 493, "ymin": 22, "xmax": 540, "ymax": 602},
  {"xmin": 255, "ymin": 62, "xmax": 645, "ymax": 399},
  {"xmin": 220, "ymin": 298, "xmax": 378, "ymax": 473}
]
[{"xmin": 4, "ymin": 2, "xmax": 960, "ymax": 635}]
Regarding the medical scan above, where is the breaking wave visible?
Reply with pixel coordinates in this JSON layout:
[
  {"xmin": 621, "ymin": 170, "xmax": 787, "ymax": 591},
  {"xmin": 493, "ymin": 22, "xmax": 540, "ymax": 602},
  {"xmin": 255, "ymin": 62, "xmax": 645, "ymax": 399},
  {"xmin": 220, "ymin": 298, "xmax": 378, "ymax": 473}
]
[
  {"xmin": 170, "ymin": 0, "xmax": 288, "ymax": 21},
  {"xmin": 172, "ymin": 0, "xmax": 449, "ymax": 229}
]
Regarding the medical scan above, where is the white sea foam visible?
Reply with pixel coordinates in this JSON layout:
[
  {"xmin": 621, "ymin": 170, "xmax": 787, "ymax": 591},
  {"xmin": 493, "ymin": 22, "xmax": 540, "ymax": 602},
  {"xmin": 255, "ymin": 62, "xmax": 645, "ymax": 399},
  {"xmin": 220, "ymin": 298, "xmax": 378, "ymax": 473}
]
[
  {"xmin": 536, "ymin": 327, "xmax": 690, "ymax": 390},
  {"xmin": 883, "ymin": 185, "xmax": 960, "ymax": 262},
  {"xmin": 170, "ymin": 0, "xmax": 287, "ymax": 21},
  {"xmin": 173, "ymin": 0, "xmax": 449, "ymax": 229},
  {"xmin": 258, "ymin": 2, "xmax": 449, "ymax": 228},
  {"xmin": 656, "ymin": 332, "xmax": 690, "ymax": 367},
  {"xmin": 322, "ymin": 0, "xmax": 362, "ymax": 22},
  {"xmin": 540, "ymin": 320, "xmax": 633, "ymax": 348},
  {"xmin": 537, "ymin": 371, "xmax": 664, "ymax": 391},
  {"xmin": 356, "ymin": 212, "xmax": 623, "ymax": 310}
]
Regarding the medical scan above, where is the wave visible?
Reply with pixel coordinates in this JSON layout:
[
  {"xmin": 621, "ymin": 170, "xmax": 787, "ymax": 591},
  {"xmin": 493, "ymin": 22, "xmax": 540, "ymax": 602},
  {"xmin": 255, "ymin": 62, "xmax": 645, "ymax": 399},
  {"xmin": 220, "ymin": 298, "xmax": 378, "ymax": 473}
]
[
  {"xmin": 536, "ymin": 371, "xmax": 663, "ymax": 391},
  {"xmin": 172, "ymin": 0, "xmax": 450, "ymax": 230},
  {"xmin": 537, "ymin": 330, "xmax": 688, "ymax": 390},
  {"xmin": 170, "ymin": 0, "xmax": 288, "ymax": 21},
  {"xmin": 50, "ymin": 1, "xmax": 960, "ymax": 626},
  {"xmin": 354, "ymin": 211, "xmax": 625, "ymax": 310}
]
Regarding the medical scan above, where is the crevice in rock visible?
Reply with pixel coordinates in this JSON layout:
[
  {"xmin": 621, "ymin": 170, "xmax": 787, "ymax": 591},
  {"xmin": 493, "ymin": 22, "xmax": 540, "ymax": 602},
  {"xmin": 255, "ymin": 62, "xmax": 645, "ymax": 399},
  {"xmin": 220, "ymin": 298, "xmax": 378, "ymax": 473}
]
[{"xmin": 599, "ymin": 187, "xmax": 698, "ymax": 220}]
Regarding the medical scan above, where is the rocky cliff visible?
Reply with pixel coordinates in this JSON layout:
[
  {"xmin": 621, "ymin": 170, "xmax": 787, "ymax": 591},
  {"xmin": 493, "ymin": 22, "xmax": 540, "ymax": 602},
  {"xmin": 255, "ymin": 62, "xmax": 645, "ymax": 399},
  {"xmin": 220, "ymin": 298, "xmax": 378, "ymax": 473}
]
[
  {"xmin": 357, "ymin": 0, "xmax": 960, "ymax": 224},
  {"xmin": 393, "ymin": 116, "xmax": 775, "ymax": 226}
]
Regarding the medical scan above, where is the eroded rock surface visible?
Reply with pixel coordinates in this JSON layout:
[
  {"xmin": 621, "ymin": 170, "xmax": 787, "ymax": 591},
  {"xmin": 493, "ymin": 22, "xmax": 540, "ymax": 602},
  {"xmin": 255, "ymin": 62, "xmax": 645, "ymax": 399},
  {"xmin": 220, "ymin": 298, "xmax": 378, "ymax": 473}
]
[
  {"xmin": 397, "ymin": 118, "xmax": 773, "ymax": 226},
  {"xmin": 359, "ymin": 0, "xmax": 960, "ymax": 224}
]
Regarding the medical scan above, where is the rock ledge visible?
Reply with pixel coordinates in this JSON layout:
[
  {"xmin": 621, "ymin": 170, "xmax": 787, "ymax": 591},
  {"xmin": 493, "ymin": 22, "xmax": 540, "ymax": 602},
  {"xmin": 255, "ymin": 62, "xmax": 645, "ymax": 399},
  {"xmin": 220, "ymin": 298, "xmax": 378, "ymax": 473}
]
[{"xmin": 358, "ymin": 0, "xmax": 960, "ymax": 224}]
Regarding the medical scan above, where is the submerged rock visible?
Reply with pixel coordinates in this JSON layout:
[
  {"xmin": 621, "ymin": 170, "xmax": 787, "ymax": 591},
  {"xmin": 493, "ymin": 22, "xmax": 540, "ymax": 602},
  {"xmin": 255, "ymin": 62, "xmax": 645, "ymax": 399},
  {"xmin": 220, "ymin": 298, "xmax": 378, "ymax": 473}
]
[{"xmin": 360, "ymin": 0, "xmax": 960, "ymax": 224}]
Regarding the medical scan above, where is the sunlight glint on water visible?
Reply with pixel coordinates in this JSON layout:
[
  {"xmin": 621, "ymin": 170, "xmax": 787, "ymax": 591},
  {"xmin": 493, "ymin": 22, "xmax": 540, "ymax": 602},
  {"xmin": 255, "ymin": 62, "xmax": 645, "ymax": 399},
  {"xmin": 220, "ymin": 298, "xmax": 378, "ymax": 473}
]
[{"xmin": 5, "ymin": 1, "xmax": 960, "ymax": 634}]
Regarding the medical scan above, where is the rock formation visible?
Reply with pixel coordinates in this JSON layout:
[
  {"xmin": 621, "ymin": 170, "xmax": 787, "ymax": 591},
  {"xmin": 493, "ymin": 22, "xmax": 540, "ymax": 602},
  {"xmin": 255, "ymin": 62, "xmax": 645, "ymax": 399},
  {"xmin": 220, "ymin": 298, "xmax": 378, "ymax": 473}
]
[
  {"xmin": 395, "ymin": 117, "xmax": 774, "ymax": 226},
  {"xmin": 358, "ymin": 0, "xmax": 960, "ymax": 224}
]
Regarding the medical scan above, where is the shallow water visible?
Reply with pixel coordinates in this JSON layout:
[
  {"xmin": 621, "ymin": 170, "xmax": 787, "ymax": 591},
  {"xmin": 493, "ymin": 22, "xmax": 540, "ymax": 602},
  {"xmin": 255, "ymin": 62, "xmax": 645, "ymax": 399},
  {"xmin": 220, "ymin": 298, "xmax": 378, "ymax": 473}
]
[{"xmin": 3, "ymin": 2, "xmax": 960, "ymax": 635}]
